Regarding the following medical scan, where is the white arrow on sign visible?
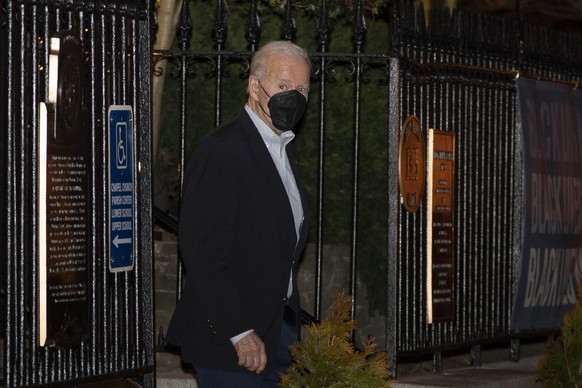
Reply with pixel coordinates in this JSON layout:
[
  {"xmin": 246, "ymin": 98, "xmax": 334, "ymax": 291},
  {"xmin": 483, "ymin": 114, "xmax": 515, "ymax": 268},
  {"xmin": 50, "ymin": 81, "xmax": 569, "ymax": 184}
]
[{"xmin": 113, "ymin": 235, "xmax": 132, "ymax": 248}]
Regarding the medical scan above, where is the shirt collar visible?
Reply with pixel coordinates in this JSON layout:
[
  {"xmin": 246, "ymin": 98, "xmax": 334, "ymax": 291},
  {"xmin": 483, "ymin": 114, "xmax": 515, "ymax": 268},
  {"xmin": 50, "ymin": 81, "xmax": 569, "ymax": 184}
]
[{"xmin": 245, "ymin": 105, "xmax": 295, "ymax": 152}]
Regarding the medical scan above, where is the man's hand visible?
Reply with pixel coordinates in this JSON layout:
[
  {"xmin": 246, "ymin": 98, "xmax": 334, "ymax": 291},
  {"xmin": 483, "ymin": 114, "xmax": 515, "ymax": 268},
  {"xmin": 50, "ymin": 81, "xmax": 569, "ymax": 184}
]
[{"xmin": 233, "ymin": 332, "xmax": 267, "ymax": 373}]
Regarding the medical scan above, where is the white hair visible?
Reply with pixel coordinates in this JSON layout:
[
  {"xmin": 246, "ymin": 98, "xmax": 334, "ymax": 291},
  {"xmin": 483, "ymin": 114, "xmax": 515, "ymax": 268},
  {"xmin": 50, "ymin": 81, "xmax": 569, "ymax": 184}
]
[{"xmin": 250, "ymin": 41, "xmax": 311, "ymax": 81}]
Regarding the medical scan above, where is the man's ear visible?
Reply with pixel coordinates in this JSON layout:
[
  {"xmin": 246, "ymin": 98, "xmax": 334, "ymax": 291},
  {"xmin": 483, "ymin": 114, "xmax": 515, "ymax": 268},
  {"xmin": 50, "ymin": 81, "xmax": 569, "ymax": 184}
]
[{"xmin": 248, "ymin": 75, "xmax": 260, "ymax": 101}]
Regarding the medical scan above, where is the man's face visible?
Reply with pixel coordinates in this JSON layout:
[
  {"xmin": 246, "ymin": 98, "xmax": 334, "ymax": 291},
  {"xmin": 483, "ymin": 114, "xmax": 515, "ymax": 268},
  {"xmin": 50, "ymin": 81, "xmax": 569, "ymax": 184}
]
[{"xmin": 248, "ymin": 53, "xmax": 310, "ymax": 134}]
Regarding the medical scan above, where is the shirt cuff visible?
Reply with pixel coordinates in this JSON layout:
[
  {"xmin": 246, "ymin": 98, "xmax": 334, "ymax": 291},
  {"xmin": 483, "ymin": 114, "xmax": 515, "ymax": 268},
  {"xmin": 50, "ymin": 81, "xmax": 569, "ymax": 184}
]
[{"xmin": 230, "ymin": 329, "xmax": 254, "ymax": 345}]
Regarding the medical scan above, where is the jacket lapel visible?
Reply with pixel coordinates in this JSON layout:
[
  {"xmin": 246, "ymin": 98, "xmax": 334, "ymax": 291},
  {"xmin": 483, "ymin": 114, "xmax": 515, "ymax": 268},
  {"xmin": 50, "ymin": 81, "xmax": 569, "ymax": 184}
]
[{"xmin": 239, "ymin": 111, "xmax": 299, "ymax": 249}]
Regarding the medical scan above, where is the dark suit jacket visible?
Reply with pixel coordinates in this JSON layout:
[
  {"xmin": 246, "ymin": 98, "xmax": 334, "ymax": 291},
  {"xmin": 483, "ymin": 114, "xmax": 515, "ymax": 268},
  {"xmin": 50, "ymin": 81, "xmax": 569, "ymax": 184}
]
[{"xmin": 166, "ymin": 109, "xmax": 310, "ymax": 374}]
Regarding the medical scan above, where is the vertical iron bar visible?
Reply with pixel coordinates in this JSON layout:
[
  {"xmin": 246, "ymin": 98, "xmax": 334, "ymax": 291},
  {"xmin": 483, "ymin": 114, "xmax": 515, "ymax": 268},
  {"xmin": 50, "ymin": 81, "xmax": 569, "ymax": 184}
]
[
  {"xmin": 213, "ymin": 0, "xmax": 227, "ymax": 127},
  {"xmin": 111, "ymin": 3, "xmax": 121, "ymax": 372},
  {"xmin": 17, "ymin": 2, "xmax": 27, "ymax": 383},
  {"xmin": 484, "ymin": 77, "xmax": 491, "ymax": 336},
  {"xmin": 30, "ymin": 1, "xmax": 40, "ymax": 381},
  {"xmin": 314, "ymin": 0, "xmax": 332, "ymax": 322},
  {"xmin": 128, "ymin": 8, "xmax": 138, "ymax": 370},
  {"xmin": 5, "ymin": 0, "xmax": 15, "ymax": 384},
  {"xmin": 77, "ymin": 2, "xmax": 89, "ymax": 378},
  {"xmin": 103, "ymin": 2, "xmax": 114, "ymax": 374},
  {"xmin": 471, "ymin": 344, "xmax": 482, "ymax": 367},
  {"xmin": 510, "ymin": 338, "xmax": 520, "ymax": 362},
  {"xmin": 433, "ymin": 351, "xmax": 442, "ymax": 374},
  {"xmin": 386, "ymin": 57, "xmax": 401, "ymax": 376},
  {"xmin": 477, "ymin": 80, "xmax": 486, "ymax": 338},
  {"xmin": 96, "ymin": 1, "xmax": 107, "ymax": 376},
  {"xmin": 176, "ymin": 0, "xmax": 192, "ymax": 301},
  {"xmin": 492, "ymin": 80, "xmax": 500, "ymax": 334},
  {"xmin": 136, "ymin": 1, "xmax": 155, "ymax": 383},
  {"xmin": 119, "ymin": 5, "xmax": 131, "ymax": 371},
  {"xmin": 454, "ymin": 70, "xmax": 465, "ymax": 342},
  {"xmin": 349, "ymin": 0, "xmax": 366, "ymax": 323},
  {"xmin": 40, "ymin": 1, "xmax": 53, "ymax": 377},
  {"xmin": 462, "ymin": 74, "xmax": 470, "ymax": 341}
]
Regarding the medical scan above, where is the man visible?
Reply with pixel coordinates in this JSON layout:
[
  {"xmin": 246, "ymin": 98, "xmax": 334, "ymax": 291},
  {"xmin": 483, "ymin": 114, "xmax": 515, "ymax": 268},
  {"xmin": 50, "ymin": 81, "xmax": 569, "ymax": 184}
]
[{"xmin": 166, "ymin": 41, "xmax": 311, "ymax": 387}]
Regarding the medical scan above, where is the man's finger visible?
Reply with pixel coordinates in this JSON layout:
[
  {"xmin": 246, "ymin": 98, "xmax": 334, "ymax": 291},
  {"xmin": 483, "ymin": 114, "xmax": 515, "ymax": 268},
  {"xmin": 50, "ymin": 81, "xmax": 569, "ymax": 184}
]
[{"xmin": 234, "ymin": 332, "xmax": 266, "ymax": 372}]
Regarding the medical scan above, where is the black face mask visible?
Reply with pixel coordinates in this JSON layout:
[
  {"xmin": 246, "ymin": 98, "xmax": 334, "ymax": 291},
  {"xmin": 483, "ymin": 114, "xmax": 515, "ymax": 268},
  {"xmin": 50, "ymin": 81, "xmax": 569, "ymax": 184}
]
[{"xmin": 258, "ymin": 82, "xmax": 307, "ymax": 132}]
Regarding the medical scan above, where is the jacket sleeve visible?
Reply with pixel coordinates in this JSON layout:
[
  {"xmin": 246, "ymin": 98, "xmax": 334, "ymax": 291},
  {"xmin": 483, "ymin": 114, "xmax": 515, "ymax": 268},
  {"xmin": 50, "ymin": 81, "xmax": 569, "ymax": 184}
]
[{"xmin": 178, "ymin": 135, "xmax": 252, "ymax": 342}]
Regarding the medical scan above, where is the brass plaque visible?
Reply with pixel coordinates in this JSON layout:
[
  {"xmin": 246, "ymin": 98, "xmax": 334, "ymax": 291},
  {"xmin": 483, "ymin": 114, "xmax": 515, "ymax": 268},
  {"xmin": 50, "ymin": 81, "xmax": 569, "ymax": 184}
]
[
  {"xmin": 426, "ymin": 129, "xmax": 455, "ymax": 324},
  {"xmin": 398, "ymin": 116, "xmax": 426, "ymax": 212}
]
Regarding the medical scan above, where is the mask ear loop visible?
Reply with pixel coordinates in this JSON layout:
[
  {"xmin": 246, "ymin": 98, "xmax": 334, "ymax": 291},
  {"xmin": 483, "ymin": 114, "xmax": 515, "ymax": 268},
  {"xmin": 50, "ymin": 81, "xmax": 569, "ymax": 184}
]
[
  {"xmin": 256, "ymin": 80, "xmax": 272, "ymax": 118},
  {"xmin": 258, "ymin": 80, "xmax": 272, "ymax": 98}
]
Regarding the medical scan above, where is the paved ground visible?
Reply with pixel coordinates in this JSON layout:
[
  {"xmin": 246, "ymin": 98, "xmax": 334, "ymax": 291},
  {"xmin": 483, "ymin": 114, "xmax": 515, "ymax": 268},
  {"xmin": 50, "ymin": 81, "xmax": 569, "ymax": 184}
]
[
  {"xmin": 156, "ymin": 340, "xmax": 547, "ymax": 387},
  {"xmin": 391, "ymin": 340, "xmax": 545, "ymax": 387},
  {"xmin": 393, "ymin": 356, "xmax": 541, "ymax": 387}
]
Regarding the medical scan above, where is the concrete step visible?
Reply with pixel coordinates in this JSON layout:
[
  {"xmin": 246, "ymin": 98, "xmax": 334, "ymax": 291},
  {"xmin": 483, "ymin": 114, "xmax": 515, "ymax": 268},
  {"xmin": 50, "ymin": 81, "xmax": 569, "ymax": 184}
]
[
  {"xmin": 157, "ymin": 374, "xmax": 198, "ymax": 388},
  {"xmin": 156, "ymin": 351, "xmax": 198, "ymax": 388}
]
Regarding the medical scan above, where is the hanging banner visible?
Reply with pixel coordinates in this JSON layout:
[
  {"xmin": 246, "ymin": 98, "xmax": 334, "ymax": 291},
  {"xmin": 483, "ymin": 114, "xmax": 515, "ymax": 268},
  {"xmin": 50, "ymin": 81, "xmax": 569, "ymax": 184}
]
[{"xmin": 511, "ymin": 78, "xmax": 582, "ymax": 331}]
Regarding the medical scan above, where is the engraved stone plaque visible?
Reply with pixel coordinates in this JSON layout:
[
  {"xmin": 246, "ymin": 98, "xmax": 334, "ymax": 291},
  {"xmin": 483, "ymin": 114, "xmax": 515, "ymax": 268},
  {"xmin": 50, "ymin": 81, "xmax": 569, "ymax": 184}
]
[{"xmin": 426, "ymin": 129, "xmax": 455, "ymax": 324}]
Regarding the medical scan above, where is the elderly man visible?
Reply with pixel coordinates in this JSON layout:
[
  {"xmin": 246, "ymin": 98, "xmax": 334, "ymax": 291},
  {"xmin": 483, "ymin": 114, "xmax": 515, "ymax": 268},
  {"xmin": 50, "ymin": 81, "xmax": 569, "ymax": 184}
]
[{"xmin": 166, "ymin": 41, "xmax": 311, "ymax": 388}]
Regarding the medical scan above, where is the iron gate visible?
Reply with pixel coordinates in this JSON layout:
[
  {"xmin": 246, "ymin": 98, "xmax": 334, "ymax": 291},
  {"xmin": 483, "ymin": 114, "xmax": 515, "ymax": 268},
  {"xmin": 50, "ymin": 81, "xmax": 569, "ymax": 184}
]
[{"xmin": 1, "ymin": 0, "xmax": 154, "ymax": 386}]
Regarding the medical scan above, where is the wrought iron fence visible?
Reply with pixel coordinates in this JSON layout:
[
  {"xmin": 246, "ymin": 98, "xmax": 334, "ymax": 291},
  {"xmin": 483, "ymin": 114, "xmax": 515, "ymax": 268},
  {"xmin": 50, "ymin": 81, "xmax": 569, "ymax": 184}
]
[
  {"xmin": 1, "ymin": 0, "xmax": 154, "ymax": 386},
  {"xmin": 388, "ymin": 1, "xmax": 582, "ymax": 372}
]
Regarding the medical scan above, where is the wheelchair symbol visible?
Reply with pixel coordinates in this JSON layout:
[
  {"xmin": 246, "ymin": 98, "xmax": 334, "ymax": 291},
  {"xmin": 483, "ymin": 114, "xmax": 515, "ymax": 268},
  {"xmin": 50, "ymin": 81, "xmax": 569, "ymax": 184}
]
[{"xmin": 116, "ymin": 122, "xmax": 128, "ymax": 169}]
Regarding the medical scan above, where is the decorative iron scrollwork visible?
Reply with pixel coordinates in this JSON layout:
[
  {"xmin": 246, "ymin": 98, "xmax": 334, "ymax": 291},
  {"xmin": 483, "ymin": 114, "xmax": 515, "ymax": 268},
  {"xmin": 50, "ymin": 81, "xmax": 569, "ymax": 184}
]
[{"xmin": 153, "ymin": 52, "xmax": 251, "ymax": 81}]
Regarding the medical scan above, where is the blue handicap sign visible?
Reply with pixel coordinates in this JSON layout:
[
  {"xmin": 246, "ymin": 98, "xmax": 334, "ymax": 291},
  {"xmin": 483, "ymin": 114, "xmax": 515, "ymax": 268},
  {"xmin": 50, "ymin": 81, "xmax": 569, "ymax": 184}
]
[{"xmin": 108, "ymin": 105, "xmax": 134, "ymax": 272}]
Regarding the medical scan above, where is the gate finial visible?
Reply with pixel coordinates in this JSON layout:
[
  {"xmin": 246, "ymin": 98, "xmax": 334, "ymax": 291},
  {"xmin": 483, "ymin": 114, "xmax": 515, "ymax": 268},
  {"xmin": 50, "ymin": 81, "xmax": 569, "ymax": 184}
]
[
  {"xmin": 177, "ymin": 0, "xmax": 192, "ymax": 50},
  {"xmin": 515, "ymin": 0, "xmax": 524, "ymax": 64},
  {"xmin": 281, "ymin": 0, "xmax": 297, "ymax": 42},
  {"xmin": 246, "ymin": 0, "xmax": 261, "ymax": 51},
  {"xmin": 317, "ymin": 0, "xmax": 332, "ymax": 49},
  {"xmin": 213, "ymin": 0, "xmax": 228, "ymax": 48},
  {"xmin": 353, "ymin": 0, "xmax": 367, "ymax": 49}
]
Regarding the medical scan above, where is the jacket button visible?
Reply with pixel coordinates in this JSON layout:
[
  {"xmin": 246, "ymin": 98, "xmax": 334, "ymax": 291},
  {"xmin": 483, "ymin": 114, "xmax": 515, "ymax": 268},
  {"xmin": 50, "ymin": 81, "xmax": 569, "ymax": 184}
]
[{"xmin": 283, "ymin": 296, "xmax": 289, "ymax": 302}]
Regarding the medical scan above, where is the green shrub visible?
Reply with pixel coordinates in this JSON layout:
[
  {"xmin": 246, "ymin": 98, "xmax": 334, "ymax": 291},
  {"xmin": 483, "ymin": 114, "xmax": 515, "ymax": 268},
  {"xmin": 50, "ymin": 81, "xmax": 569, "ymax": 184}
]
[
  {"xmin": 536, "ymin": 287, "xmax": 582, "ymax": 387},
  {"xmin": 281, "ymin": 291, "xmax": 392, "ymax": 387}
]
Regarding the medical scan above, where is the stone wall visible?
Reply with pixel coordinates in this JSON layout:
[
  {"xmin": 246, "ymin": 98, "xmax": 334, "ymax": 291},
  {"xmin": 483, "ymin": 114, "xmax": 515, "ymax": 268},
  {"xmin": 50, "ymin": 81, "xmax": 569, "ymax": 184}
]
[
  {"xmin": 297, "ymin": 243, "xmax": 387, "ymax": 349},
  {"xmin": 154, "ymin": 234, "xmax": 387, "ymax": 354},
  {"xmin": 154, "ymin": 236, "xmax": 179, "ymax": 348}
]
